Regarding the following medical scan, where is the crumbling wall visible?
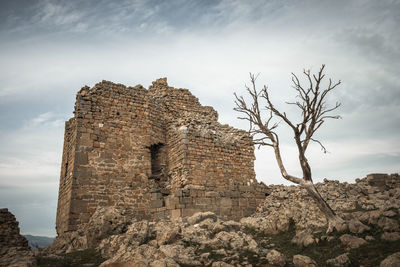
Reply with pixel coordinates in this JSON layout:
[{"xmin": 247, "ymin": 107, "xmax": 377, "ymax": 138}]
[
  {"xmin": 0, "ymin": 209, "xmax": 35, "ymax": 266},
  {"xmin": 56, "ymin": 78, "xmax": 268, "ymax": 234}
]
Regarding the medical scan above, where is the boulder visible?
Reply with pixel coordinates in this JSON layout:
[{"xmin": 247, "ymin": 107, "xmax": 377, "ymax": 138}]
[
  {"xmin": 291, "ymin": 230, "xmax": 315, "ymax": 247},
  {"xmin": 348, "ymin": 219, "xmax": 370, "ymax": 234},
  {"xmin": 377, "ymin": 217, "xmax": 400, "ymax": 232},
  {"xmin": 187, "ymin": 212, "xmax": 217, "ymax": 225},
  {"xmin": 380, "ymin": 252, "xmax": 400, "ymax": 267},
  {"xmin": 339, "ymin": 234, "xmax": 367, "ymax": 250},
  {"xmin": 42, "ymin": 231, "xmax": 87, "ymax": 254},
  {"xmin": 207, "ymin": 231, "xmax": 258, "ymax": 253},
  {"xmin": 381, "ymin": 232, "xmax": 400, "ymax": 242},
  {"xmin": 155, "ymin": 221, "xmax": 180, "ymax": 245},
  {"xmin": 98, "ymin": 220, "xmax": 150, "ymax": 259},
  {"xmin": 266, "ymin": 249, "xmax": 286, "ymax": 266},
  {"xmin": 293, "ymin": 254, "xmax": 317, "ymax": 267},
  {"xmin": 85, "ymin": 207, "xmax": 129, "ymax": 248}
]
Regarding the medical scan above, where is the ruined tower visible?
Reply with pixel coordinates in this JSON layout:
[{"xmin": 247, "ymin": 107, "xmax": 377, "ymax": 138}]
[{"xmin": 56, "ymin": 78, "xmax": 267, "ymax": 234}]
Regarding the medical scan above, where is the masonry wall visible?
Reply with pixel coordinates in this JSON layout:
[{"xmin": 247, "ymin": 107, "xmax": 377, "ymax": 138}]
[
  {"xmin": 56, "ymin": 118, "xmax": 77, "ymax": 233},
  {"xmin": 56, "ymin": 78, "xmax": 268, "ymax": 234}
]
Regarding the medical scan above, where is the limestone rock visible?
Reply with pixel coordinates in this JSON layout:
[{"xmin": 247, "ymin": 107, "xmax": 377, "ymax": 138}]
[
  {"xmin": 291, "ymin": 230, "xmax": 315, "ymax": 247},
  {"xmin": 380, "ymin": 252, "xmax": 400, "ymax": 267},
  {"xmin": 155, "ymin": 221, "xmax": 181, "ymax": 245},
  {"xmin": 98, "ymin": 220, "xmax": 150, "ymax": 259},
  {"xmin": 85, "ymin": 207, "xmax": 129, "ymax": 248},
  {"xmin": 339, "ymin": 234, "xmax": 367, "ymax": 250},
  {"xmin": 207, "ymin": 231, "xmax": 259, "ymax": 253},
  {"xmin": 42, "ymin": 231, "xmax": 87, "ymax": 254},
  {"xmin": 381, "ymin": 232, "xmax": 400, "ymax": 242},
  {"xmin": 293, "ymin": 254, "xmax": 317, "ymax": 267},
  {"xmin": 377, "ymin": 217, "xmax": 400, "ymax": 232},
  {"xmin": 348, "ymin": 219, "xmax": 370, "ymax": 234},
  {"xmin": 266, "ymin": 249, "xmax": 286, "ymax": 266},
  {"xmin": 187, "ymin": 211, "xmax": 217, "ymax": 225},
  {"xmin": 326, "ymin": 253, "xmax": 350, "ymax": 266}
]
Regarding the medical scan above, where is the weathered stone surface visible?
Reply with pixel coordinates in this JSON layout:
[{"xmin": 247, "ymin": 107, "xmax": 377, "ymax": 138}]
[
  {"xmin": 339, "ymin": 234, "xmax": 367, "ymax": 250},
  {"xmin": 266, "ymin": 249, "xmax": 286, "ymax": 266},
  {"xmin": 187, "ymin": 211, "xmax": 217, "ymax": 225},
  {"xmin": 348, "ymin": 219, "xmax": 370, "ymax": 234},
  {"xmin": 293, "ymin": 254, "xmax": 317, "ymax": 267},
  {"xmin": 377, "ymin": 217, "xmax": 400, "ymax": 232},
  {"xmin": 291, "ymin": 230, "xmax": 315, "ymax": 247},
  {"xmin": 381, "ymin": 231, "xmax": 400, "ymax": 241},
  {"xmin": 380, "ymin": 252, "xmax": 400, "ymax": 267},
  {"xmin": 85, "ymin": 207, "xmax": 129, "ymax": 248},
  {"xmin": 41, "ymin": 231, "xmax": 87, "ymax": 255}
]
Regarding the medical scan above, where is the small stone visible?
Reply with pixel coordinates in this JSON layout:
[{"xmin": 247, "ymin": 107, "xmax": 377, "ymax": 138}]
[
  {"xmin": 293, "ymin": 254, "xmax": 317, "ymax": 267},
  {"xmin": 326, "ymin": 253, "xmax": 351, "ymax": 266}
]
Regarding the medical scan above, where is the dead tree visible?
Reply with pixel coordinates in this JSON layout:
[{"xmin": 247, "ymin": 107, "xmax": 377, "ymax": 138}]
[{"xmin": 234, "ymin": 64, "xmax": 346, "ymax": 232}]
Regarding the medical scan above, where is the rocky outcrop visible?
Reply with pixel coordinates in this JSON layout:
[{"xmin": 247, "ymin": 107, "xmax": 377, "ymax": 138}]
[
  {"xmin": 0, "ymin": 208, "xmax": 35, "ymax": 267},
  {"xmin": 40, "ymin": 173, "xmax": 400, "ymax": 266},
  {"xmin": 244, "ymin": 173, "xmax": 400, "ymax": 234}
]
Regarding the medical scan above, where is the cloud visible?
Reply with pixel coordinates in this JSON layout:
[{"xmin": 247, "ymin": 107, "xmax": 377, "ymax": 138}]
[{"xmin": 0, "ymin": 0, "xmax": 399, "ymax": 236}]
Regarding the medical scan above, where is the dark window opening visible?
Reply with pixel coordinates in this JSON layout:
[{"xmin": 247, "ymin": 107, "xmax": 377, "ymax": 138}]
[
  {"xmin": 64, "ymin": 162, "xmax": 68, "ymax": 178},
  {"xmin": 149, "ymin": 143, "xmax": 167, "ymax": 181}
]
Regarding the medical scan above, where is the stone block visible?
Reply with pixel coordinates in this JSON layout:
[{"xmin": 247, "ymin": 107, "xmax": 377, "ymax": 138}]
[
  {"xmin": 75, "ymin": 151, "xmax": 88, "ymax": 165},
  {"xmin": 151, "ymin": 193, "xmax": 162, "ymax": 200},
  {"xmin": 165, "ymin": 197, "xmax": 179, "ymax": 209},
  {"xmin": 171, "ymin": 209, "xmax": 181, "ymax": 218},
  {"xmin": 150, "ymin": 199, "xmax": 164, "ymax": 209},
  {"xmin": 239, "ymin": 198, "xmax": 248, "ymax": 207},
  {"xmin": 221, "ymin": 198, "xmax": 232, "ymax": 208},
  {"xmin": 205, "ymin": 191, "xmax": 219, "ymax": 197},
  {"xmin": 180, "ymin": 197, "xmax": 192, "ymax": 204}
]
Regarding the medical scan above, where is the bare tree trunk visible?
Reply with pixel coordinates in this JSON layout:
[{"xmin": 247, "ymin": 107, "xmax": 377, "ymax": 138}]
[
  {"xmin": 234, "ymin": 65, "xmax": 346, "ymax": 233},
  {"xmin": 300, "ymin": 180, "xmax": 346, "ymax": 233}
]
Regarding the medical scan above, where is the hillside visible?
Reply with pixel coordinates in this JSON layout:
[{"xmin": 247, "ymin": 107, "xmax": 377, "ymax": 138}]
[
  {"xmin": 24, "ymin": 235, "xmax": 54, "ymax": 250},
  {"xmin": 35, "ymin": 173, "xmax": 400, "ymax": 266}
]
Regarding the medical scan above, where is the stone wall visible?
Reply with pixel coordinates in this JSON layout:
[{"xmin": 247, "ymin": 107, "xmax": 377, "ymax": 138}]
[{"xmin": 56, "ymin": 78, "xmax": 267, "ymax": 234}]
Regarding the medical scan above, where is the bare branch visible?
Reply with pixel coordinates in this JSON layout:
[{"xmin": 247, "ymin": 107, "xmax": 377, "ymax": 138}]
[{"xmin": 310, "ymin": 138, "xmax": 328, "ymax": 153}]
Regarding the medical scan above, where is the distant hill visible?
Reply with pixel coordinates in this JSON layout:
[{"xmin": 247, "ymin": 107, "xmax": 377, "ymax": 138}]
[{"xmin": 24, "ymin": 235, "xmax": 54, "ymax": 250}]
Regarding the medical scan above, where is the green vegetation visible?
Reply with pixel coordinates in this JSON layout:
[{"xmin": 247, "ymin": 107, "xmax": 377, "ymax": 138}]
[{"xmin": 243, "ymin": 217, "xmax": 399, "ymax": 266}]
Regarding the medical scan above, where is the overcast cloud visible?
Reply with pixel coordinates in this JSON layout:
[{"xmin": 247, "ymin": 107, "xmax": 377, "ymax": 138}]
[{"xmin": 0, "ymin": 0, "xmax": 399, "ymax": 236}]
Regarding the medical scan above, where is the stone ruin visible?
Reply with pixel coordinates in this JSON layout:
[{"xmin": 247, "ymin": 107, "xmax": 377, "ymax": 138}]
[
  {"xmin": 0, "ymin": 208, "xmax": 34, "ymax": 266},
  {"xmin": 56, "ymin": 78, "xmax": 268, "ymax": 235}
]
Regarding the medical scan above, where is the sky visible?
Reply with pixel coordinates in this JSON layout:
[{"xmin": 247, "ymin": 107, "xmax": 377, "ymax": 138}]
[{"xmin": 0, "ymin": 0, "xmax": 399, "ymax": 237}]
